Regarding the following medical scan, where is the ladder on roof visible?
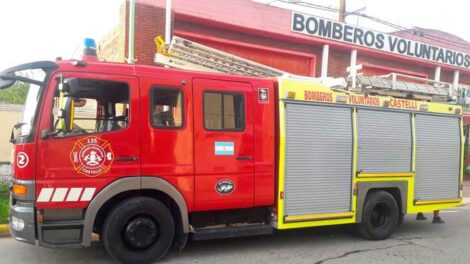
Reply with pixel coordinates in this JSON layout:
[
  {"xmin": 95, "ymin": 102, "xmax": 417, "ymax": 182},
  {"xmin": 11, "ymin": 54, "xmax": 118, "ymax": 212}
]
[
  {"xmin": 351, "ymin": 72, "xmax": 458, "ymax": 102},
  {"xmin": 154, "ymin": 35, "xmax": 347, "ymax": 88},
  {"xmin": 154, "ymin": 35, "xmax": 466, "ymax": 104},
  {"xmin": 457, "ymin": 84, "xmax": 470, "ymax": 111},
  {"xmin": 154, "ymin": 36, "xmax": 287, "ymax": 77}
]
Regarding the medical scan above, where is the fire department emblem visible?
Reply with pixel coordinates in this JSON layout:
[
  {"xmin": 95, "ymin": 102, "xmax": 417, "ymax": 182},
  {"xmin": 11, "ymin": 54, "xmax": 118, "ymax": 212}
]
[{"xmin": 70, "ymin": 136, "xmax": 114, "ymax": 177}]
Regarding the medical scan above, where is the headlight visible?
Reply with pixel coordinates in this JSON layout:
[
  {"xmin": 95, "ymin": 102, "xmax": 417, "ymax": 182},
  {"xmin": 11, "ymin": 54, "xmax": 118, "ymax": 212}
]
[{"xmin": 11, "ymin": 215, "xmax": 24, "ymax": 231}]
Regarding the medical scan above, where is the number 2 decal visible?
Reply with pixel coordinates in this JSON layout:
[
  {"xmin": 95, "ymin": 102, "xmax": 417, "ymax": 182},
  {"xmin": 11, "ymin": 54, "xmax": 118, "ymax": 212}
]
[{"xmin": 17, "ymin": 152, "xmax": 29, "ymax": 168}]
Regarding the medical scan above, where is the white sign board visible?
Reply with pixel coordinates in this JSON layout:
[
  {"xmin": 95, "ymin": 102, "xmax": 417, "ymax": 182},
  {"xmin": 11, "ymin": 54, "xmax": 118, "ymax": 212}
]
[{"xmin": 291, "ymin": 12, "xmax": 470, "ymax": 70}]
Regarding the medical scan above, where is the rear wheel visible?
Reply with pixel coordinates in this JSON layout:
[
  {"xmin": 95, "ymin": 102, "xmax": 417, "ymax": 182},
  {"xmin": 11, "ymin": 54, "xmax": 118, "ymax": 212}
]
[
  {"xmin": 102, "ymin": 197, "xmax": 175, "ymax": 264},
  {"xmin": 356, "ymin": 190, "xmax": 399, "ymax": 240}
]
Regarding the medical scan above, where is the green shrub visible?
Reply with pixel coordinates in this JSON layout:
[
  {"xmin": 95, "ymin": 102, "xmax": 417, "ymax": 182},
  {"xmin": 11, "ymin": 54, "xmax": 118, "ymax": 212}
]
[{"xmin": 0, "ymin": 184, "xmax": 8, "ymax": 224}]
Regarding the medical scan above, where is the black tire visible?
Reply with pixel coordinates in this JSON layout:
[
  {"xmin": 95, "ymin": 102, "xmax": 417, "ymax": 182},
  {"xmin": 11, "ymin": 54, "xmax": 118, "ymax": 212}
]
[
  {"xmin": 356, "ymin": 190, "xmax": 399, "ymax": 240},
  {"xmin": 102, "ymin": 197, "xmax": 175, "ymax": 264}
]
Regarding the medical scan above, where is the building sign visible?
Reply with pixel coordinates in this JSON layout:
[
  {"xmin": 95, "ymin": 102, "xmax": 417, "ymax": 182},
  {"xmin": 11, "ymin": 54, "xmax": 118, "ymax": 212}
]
[{"xmin": 291, "ymin": 12, "xmax": 470, "ymax": 70}]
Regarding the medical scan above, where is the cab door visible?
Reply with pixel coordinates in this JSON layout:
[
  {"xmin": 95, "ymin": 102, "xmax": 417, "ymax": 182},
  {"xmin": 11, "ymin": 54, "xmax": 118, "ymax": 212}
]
[
  {"xmin": 193, "ymin": 78, "xmax": 254, "ymax": 211},
  {"xmin": 35, "ymin": 73, "xmax": 140, "ymax": 208}
]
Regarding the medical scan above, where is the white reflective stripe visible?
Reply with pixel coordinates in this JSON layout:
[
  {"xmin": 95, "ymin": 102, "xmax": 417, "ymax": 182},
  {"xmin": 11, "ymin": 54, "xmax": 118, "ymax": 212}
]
[
  {"xmin": 51, "ymin": 188, "xmax": 68, "ymax": 202},
  {"xmin": 37, "ymin": 188, "xmax": 54, "ymax": 202},
  {"xmin": 37, "ymin": 187, "xmax": 96, "ymax": 202},
  {"xmin": 66, "ymin": 188, "xmax": 83, "ymax": 202},
  {"xmin": 80, "ymin": 188, "xmax": 96, "ymax": 201}
]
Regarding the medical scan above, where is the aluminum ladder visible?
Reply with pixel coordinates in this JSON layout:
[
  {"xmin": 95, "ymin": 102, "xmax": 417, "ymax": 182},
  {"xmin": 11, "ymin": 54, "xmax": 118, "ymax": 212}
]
[
  {"xmin": 352, "ymin": 73, "xmax": 456, "ymax": 102},
  {"xmin": 154, "ymin": 36, "xmax": 286, "ymax": 77}
]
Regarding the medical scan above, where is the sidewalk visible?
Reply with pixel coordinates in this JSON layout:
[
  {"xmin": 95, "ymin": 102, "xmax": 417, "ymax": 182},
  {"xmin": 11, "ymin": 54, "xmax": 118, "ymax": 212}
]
[{"xmin": 463, "ymin": 179, "xmax": 470, "ymax": 205}]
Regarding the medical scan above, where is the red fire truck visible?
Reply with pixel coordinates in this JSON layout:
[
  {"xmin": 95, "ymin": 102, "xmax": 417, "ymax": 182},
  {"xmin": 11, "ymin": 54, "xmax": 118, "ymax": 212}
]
[{"xmin": 2, "ymin": 39, "xmax": 463, "ymax": 264}]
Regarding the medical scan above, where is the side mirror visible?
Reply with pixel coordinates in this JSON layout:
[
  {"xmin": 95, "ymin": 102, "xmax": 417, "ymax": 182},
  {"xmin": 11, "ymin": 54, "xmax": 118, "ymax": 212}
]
[{"xmin": 0, "ymin": 77, "xmax": 15, "ymax": 89}]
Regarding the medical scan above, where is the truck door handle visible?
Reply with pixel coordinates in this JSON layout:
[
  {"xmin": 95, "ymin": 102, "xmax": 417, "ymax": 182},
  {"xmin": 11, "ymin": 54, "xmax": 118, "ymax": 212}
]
[
  {"xmin": 116, "ymin": 156, "xmax": 139, "ymax": 162},
  {"xmin": 236, "ymin": 155, "xmax": 253, "ymax": 160}
]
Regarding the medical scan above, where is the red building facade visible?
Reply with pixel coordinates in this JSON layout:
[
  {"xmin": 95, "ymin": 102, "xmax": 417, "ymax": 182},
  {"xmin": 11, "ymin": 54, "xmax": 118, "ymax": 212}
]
[{"xmin": 98, "ymin": 0, "xmax": 470, "ymax": 88}]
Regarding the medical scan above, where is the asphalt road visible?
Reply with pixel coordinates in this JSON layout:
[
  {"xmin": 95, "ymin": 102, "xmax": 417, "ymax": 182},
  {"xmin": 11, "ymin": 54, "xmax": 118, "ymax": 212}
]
[
  {"xmin": 0, "ymin": 204, "xmax": 469, "ymax": 264},
  {"xmin": 2, "ymin": 184, "xmax": 470, "ymax": 264}
]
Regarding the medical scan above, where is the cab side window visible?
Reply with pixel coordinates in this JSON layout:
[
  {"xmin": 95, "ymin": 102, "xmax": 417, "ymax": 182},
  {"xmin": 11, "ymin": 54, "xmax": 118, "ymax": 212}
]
[
  {"xmin": 203, "ymin": 92, "xmax": 244, "ymax": 131},
  {"xmin": 53, "ymin": 79, "xmax": 129, "ymax": 135},
  {"xmin": 151, "ymin": 87, "xmax": 183, "ymax": 128}
]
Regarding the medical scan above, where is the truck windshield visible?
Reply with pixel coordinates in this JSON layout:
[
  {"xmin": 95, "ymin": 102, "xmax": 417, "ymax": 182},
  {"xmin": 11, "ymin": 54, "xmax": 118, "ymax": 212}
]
[
  {"xmin": 18, "ymin": 70, "xmax": 46, "ymax": 137},
  {"xmin": 0, "ymin": 61, "xmax": 57, "ymax": 143}
]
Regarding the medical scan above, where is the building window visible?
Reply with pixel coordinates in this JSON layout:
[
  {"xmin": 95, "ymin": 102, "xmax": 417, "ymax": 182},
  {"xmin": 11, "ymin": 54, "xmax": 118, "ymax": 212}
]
[
  {"xmin": 204, "ymin": 92, "xmax": 244, "ymax": 131},
  {"xmin": 151, "ymin": 87, "xmax": 183, "ymax": 128}
]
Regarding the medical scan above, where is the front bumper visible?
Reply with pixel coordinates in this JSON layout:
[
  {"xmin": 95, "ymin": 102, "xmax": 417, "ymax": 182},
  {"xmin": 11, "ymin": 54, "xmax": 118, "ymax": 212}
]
[
  {"xmin": 10, "ymin": 200, "xmax": 35, "ymax": 245},
  {"xmin": 9, "ymin": 178, "xmax": 36, "ymax": 245},
  {"xmin": 9, "ymin": 179, "xmax": 86, "ymax": 248}
]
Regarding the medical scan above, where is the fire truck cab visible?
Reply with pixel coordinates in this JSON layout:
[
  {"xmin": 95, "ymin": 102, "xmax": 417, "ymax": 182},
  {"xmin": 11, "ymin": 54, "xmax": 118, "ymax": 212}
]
[{"xmin": 2, "ymin": 55, "xmax": 463, "ymax": 264}]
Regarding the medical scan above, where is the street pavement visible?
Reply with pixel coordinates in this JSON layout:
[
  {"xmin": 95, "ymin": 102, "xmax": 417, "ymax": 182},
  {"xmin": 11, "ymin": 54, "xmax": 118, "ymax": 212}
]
[{"xmin": 0, "ymin": 185, "xmax": 469, "ymax": 264}]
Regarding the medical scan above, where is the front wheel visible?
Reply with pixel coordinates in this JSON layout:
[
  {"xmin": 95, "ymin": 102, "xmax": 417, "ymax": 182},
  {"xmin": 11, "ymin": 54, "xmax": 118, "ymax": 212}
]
[
  {"xmin": 356, "ymin": 190, "xmax": 399, "ymax": 240},
  {"xmin": 102, "ymin": 197, "xmax": 175, "ymax": 264}
]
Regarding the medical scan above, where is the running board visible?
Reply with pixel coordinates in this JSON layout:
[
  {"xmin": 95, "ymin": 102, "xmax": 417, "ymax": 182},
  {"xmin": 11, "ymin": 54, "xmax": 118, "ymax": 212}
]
[{"xmin": 191, "ymin": 224, "xmax": 273, "ymax": 241}]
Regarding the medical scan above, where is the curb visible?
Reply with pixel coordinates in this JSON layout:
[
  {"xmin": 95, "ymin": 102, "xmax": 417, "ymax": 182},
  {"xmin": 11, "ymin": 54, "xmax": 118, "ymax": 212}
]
[{"xmin": 0, "ymin": 224, "xmax": 9, "ymax": 237}]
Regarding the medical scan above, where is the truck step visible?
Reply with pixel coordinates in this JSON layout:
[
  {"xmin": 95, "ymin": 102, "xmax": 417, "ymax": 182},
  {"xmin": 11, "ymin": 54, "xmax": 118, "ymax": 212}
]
[{"xmin": 191, "ymin": 223, "xmax": 273, "ymax": 241}]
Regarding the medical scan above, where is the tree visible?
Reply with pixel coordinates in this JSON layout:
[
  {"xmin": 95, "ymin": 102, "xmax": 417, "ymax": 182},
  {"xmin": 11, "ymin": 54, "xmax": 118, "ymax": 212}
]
[{"xmin": 0, "ymin": 82, "xmax": 29, "ymax": 104}]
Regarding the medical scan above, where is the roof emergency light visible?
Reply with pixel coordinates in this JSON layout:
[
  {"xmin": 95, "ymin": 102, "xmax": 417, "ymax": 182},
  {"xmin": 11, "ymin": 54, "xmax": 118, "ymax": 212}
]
[{"xmin": 82, "ymin": 38, "xmax": 98, "ymax": 61}]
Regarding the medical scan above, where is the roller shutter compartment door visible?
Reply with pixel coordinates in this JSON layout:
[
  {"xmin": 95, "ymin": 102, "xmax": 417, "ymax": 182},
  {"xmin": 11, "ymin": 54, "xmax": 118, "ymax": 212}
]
[
  {"xmin": 415, "ymin": 114, "xmax": 461, "ymax": 201},
  {"xmin": 357, "ymin": 110, "xmax": 412, "ymax": 173},
  {"xmin": 284, "ymin": 103, "xmax": 353, "ymax": 217}
]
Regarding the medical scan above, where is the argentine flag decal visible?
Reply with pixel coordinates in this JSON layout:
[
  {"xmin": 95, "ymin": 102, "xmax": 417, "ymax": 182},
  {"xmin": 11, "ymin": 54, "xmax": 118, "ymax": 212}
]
[{"xmin": 215, "ymin": 141, "xmax": 235, "ymax": 155}]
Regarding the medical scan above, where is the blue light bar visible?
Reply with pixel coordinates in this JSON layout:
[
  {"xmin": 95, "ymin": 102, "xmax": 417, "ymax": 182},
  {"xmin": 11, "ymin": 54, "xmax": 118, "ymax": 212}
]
[{"xmin": 83, "ymin": 38, "xmax": 96, "ymax": 49}]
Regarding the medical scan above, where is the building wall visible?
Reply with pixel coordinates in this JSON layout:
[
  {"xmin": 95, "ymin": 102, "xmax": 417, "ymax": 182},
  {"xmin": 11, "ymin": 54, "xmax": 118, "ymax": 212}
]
[
  {"xmin": 98, "ymin": 3, "xmax": 128, "ymax": 63},
  {"xmin": 98, "ymin": 26, "xmax": 125, "ymax": 62},
  {"xmin": 174, "ymin": 21, "xmax": 322, "ymax": 76},
  {"xmin": 133, "ymin": 2, "xmax": 166, "ymax": 65},
  {"xmin": 0, "ymin": 105, "xmax": 23, "ymax": 162},
  {"xmin": 358, "ymin": 53, "xmax": 435, "ymax": 78},
  {"xmin": 99, "ymin": 0, "xmax": 469, "ymax": 86},
  {"xmin": 100, "ymin": 1, "xmax": 323, "ymax": 76},
  {"xmin": 328, "ymin": 49, "xmax": 350, "ymax": 78},
  {"xmin": 461, "ymin": 74, "xmax": 470, "ymax": 85}
]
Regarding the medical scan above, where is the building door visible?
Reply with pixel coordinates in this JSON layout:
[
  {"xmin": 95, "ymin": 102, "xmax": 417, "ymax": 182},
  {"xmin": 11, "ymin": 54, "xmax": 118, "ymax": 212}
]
[{"xmin": 193, "ymin": 78, "xmax": 254, "ymax": 211}]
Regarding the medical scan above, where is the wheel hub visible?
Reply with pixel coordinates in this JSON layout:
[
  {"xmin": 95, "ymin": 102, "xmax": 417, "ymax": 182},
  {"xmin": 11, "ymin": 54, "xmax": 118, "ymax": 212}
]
[{"xmin": 123, "ymin": 216, "xmax": 158, "ymax": 250}]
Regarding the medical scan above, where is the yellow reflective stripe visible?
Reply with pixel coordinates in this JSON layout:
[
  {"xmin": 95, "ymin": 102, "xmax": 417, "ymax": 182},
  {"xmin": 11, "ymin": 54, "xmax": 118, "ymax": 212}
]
[
  {"xmin": 414, "ymin": 198, "xmax": 462, "ymax": 205},
  {"xmin": 284, "ymin": 212, "xmax": 354, "ymax": 222},
  {"xmin": 357, "ymin": 172, "xmax": 415, "ymax": 178}
]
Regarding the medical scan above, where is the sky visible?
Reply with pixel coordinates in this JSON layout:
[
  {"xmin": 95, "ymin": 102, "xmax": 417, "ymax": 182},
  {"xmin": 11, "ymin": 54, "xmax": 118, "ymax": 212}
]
[
  {"xmin": 0, "ymin": 0, "xmax": 469, "ymax": 71},
  {"xmin": 0, "ymin": 0, "xmax": 123, "ymax": 70}
]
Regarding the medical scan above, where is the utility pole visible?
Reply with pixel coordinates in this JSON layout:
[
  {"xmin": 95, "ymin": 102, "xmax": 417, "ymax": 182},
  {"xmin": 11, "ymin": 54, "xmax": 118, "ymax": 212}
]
[
  {"xmin": 165, "ymin": 0, "xmax": 172, "ymax": 44},
  {"xmin": 127, "ymin": 0, "xmax": 136, "ymax": 63},
  {"xmin": 339, "ymin": 0, "xmax": 346, "ymax": 22}
]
